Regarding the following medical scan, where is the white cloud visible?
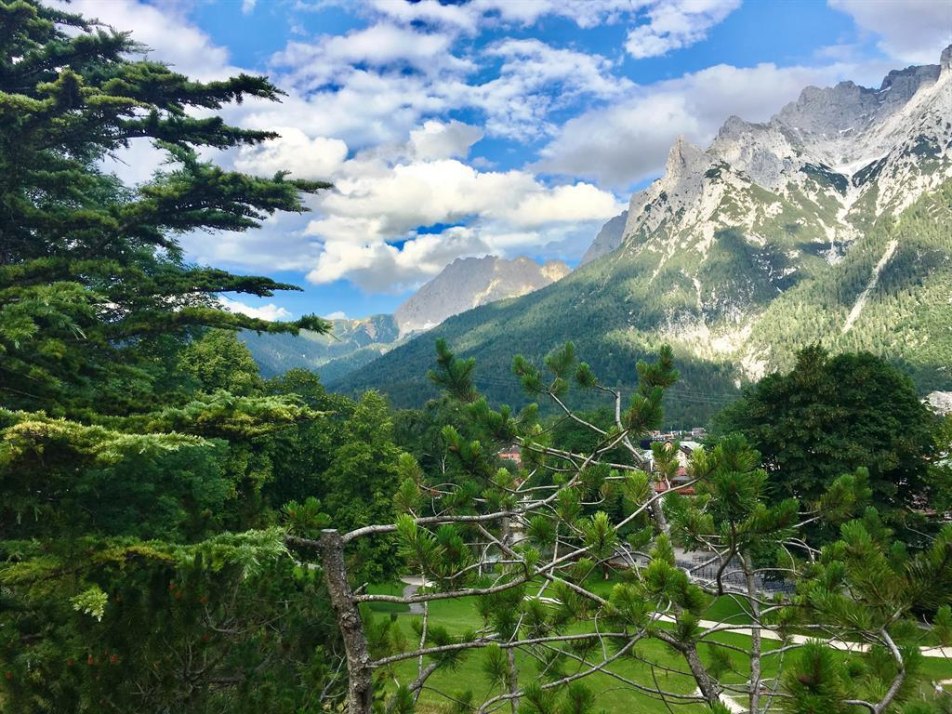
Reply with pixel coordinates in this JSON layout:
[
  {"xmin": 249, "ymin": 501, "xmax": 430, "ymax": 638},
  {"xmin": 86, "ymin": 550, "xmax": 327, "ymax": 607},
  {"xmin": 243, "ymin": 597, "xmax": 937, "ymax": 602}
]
[
  {"xmin": 829, "ymin": 0, "xmax": 952, "ymax": 65},
  {"xmin": 219, "ymin": 296, "xmax": 292, "ymax": 321},
  {"xmin": 267, "ymin": 29, "xmax": 627, "ymax": 144},
  {"xmin": 233, "ymin": 128, "xmax": 348, "ymax": 180},
  {"xmin": 536, "ymin": 61, "xmax": 877, "ymax": 187},
  {"xmin": 307, "ymin": 156, "xmax": 623, "ymax": 242},
  {"xmin": 241, "ymin": 0, "xmax": 256, "ymax": 15},
  {"xmin": 365, "ymin": 0, "xmax": 738, "ymax": 55},
  {"xmin": 364, "ymin": 0, "xmax": 640, "ymax": 31},
  {"xmin": 288, "ymin": 128, "xmax": 623, "ymax": 291},
  {"xmin": 308, "ymin": 227, "xmax": 490, "ymax": 292},
  {"xmin": 101, "ymin": 138, "xmax": 168, "ymax": 186},
  {"xmin": 363, "ymin": 0, "xmax": 478, "ymax": 32},
  {"xmin": 180, "ymin": 210, "xmax": 323, "ymax": 273},
  {"xmin": 626, "ymin": 0, "xmax": 741, "ymax": 59},
  {"xmin": 473, "ymin": 39, "xmax": 633, "ymax": 139},
  {"xmin": 409, "ymin": 120, "xmax": 483, "ymax": 160},
  {"xmin": 247, "ymin": 54, "xmax": 469, "ymax": 149},
  {"xmin": 472, "ymin": 0, "xmax": 637, "ymax": 29},
  {"xmin": 502, "ymin": 183, "xmax": 623, "ymax": 225},
  {"xmin": 182, "ymin": 123, "xmax": 623, "ymax": 293},
  {"xmin": 324, "ymin": 310, "xmax": 349, "ymax": 320},
  {"xmin": 271, "ymin": 23, "xmax": 470, "ymax": 91},
  {"xmin": 305, "ymin": 216, "xmax": 608, "ymax": 293},
  {"xmin": 57, "ymin": 0, "xmax": 235, "ymax": 81}
]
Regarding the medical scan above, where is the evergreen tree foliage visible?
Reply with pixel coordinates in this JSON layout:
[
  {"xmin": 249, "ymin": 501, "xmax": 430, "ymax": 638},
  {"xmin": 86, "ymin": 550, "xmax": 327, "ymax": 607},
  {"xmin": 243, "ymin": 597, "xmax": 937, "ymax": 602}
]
[
  {"xmin": 0, "ymin": 3, "xmax": 355, "ymax": 710},
  {"xmin": 301, "ymin": 340, "xmax": 952, "ymax": 714},
  {"xmin": 0, "ymin": 0, "xmax": 329, "ymax": 416}
]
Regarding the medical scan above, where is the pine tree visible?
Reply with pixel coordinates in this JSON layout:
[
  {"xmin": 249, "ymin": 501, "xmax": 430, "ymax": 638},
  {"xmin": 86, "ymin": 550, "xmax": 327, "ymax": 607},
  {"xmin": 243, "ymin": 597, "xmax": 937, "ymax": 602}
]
[
  {"xmin": 0, "ymin": 3, "xmax": 344, "ymax": 710},
  {"xmin": 0, "ymin": 0, "xmax": 329, "ymax": 415}
]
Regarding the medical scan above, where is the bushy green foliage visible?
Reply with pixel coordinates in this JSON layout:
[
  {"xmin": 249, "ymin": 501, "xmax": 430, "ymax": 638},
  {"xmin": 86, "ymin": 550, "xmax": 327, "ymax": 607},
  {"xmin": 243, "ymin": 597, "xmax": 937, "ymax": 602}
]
[
  {"xmin": 714, "ymin": 346, "xmax": 938, "ymax": 541},
  {"xmin": 0, "ymin": 2, "xmax": 372, "ymax": 710}
]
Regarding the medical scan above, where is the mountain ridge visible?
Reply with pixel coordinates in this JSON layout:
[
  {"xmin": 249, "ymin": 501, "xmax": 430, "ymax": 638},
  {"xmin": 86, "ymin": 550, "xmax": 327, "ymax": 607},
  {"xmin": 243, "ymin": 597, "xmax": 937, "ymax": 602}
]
[
  {"xmin": 394, "ymin": 255, "xmax": 569, "ymax": 336},
  {"xmin": 335, "ymin": 47, "xmax": 952, "ymax": 424},
  {"xmin": 243, "ymin": 254, "xmax": 569, "ymax": 378}
]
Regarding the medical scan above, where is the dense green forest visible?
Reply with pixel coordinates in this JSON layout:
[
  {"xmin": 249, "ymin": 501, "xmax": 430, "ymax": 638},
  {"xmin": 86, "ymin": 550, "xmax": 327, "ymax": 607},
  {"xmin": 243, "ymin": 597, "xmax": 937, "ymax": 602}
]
[{"xmin": 3, "ymin": 3, "xmax": 952, "ymax": 713}]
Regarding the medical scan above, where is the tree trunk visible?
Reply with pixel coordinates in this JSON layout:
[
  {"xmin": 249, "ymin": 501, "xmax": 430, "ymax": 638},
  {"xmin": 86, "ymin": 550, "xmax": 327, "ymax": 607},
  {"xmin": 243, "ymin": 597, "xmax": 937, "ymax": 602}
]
[
  {"xmin": 320, "ymin": 529, "xmax": 374, "ymax": 714},
  {"xmin": 743, "ymin": 554, "xmax": 763, "ymax": 713},
  {"xmin": 683, "ymin": 643, "xmax": 721, "ymax": 707},
  {"xmin": 506, "ymin": 647, "xmax": 520, "ymax": 713},
  {"xmin": 650, "ymin": 495, "xmax": 668, "ymax": 534}
]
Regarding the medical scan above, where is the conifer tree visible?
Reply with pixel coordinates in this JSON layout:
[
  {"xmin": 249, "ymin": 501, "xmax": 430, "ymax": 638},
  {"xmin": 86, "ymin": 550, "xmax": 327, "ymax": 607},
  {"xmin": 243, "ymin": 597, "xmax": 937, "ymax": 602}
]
[{"xmin": 0, "ymin": 3, "xmax": 344, "ymax": 710}]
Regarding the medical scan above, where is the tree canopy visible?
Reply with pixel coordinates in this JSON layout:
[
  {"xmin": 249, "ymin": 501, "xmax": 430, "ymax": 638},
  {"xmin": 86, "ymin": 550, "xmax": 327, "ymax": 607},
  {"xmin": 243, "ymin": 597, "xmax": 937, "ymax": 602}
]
[
  {"xmin": 0, "ymin": 0, "xmax": 329, "ymax": 416},
  {"xmin": 0, "ymin": 2, "xmax": 354, "ymax": 710},
  {"xmin": 714, "ymin": 346, "xmax": 937, "ymax": 538}
]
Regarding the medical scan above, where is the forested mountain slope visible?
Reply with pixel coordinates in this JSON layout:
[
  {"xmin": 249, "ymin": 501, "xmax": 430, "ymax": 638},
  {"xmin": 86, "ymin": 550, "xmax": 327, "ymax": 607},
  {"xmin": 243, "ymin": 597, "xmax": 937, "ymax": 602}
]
[{"xmin": 337, "ymin": 48, "xmax": 952, "ymax": 424}]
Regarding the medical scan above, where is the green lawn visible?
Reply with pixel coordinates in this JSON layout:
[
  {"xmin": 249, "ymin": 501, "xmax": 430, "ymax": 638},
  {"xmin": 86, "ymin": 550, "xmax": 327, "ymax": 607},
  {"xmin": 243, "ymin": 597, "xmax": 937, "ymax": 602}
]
[{"xmin": 368, "ymin": 579, "xmax": 952, "ymax": 713}]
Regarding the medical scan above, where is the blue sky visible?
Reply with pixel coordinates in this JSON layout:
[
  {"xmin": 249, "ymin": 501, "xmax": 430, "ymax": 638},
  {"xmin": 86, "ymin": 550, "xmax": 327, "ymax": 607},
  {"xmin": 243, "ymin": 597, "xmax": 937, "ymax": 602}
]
[{"xmin": 76, "ymin": 0, "xmax": 952, "ymax": 321}]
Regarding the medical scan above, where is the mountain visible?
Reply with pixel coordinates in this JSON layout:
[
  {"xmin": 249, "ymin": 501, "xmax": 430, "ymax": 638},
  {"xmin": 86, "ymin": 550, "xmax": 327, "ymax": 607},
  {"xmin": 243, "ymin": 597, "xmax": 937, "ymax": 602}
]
[
  {"xmin": 243, "ymin": 255, "xmax": 569, "ymax": 379},
  {"xmin": 241, "ymin": 314, "xmax": 400, "ymax": 379},
  {"xmin": 336, "ymin": 48, "xmax": 952, "ymax": 426},
  {"xmin": 580, "ymin": 210, "xmax": 628, "ymax": 265},
  {"xmin": 394, "ymin": 256, "xmax": 569, "ymax": 336}
]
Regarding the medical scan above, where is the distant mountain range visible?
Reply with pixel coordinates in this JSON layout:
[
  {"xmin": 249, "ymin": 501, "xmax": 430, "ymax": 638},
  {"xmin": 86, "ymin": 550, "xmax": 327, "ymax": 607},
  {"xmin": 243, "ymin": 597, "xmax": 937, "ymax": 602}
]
[
  {"xmin": 333, "ymin": 46, "xmax": 952, "ymax": 425},
  {"xmin": 242, "ymin": 256, "xmax": 569, "ymax": 378},
  {"xmin": 395, "ymin": 256, "xmax": 569, "ymax": 336}
]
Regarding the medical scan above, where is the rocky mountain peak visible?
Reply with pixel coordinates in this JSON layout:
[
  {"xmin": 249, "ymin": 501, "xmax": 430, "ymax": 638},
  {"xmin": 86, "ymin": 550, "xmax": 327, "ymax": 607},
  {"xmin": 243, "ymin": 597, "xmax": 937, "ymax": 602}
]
[
  {"xmin": 541, "ymin": 260, "xmax": 571, "ymax": 282},
  {"xmin": 942, "ymin": 44, "xmax": 952, "ymax": 72},
  {"xmin": 880, "ymin": 64, "xmax": 941, "ymax": 95},
  {"xmin": 580, "ymin": 210, "xmax": 629, "ymax": 265},
  {"xmin": 665, "ymin": 135, "xmax": 709, "ymax": 180},
  {"xmin": 775, "ymin": 80, "xmax": 879, "ymax": 136},
  {"xmin": 659, "ymin": 136, "xmax": 714, "ymax": 209},
  {"xmin": 393, "ymin": 255, "xmax": 570, "ymax": 336}
]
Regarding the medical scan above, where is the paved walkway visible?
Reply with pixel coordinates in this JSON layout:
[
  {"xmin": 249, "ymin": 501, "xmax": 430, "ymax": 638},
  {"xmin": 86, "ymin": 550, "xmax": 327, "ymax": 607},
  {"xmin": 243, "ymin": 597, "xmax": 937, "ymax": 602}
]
[
  {"xmin": 399, "ymin": 576, "xmax": 431, "ymax": 615},
  {"xmin": 524, "ymin": 595, "xmax": 952, "ymax": 659}
]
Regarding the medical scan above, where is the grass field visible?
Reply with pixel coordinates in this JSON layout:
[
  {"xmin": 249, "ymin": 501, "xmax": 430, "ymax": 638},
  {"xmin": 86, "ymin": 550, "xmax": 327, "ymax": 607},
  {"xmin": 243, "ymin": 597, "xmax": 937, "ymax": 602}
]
[{"xmin": 366, "ymin": 577, "xmax": 952, "ymax": 713}]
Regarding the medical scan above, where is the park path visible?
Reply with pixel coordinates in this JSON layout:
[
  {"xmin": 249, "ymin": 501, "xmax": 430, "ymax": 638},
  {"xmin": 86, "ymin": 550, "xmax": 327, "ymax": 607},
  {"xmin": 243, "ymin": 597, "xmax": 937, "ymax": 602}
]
[
  {"xmin": 658, "ymin": 613, "xmax": 952, "ymax": 658},
  {"xmin": 400, "ymin": 576, "xmax": 429, "ymax": 615},
  {"xmin": 528, "ymin": 595, "xmax": 952, "ymax": 659}
]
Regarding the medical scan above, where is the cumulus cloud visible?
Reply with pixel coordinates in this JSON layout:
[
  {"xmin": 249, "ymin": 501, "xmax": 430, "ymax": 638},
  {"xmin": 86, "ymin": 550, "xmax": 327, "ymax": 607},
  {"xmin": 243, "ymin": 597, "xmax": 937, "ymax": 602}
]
[
  {"xmin": 270, "ymin": 23, "xmax": 470, "ymax": 91},
  {"xmin": 364, "ymin": 0, "xmax": 731, "ymax": 35},
  {"xmin": 536, "ymin": 61, "xmax": 878, "ymax": 187},
  {"xmin": 306, "ymin": 217, "xmax": 609, "ymax": 293},
  {"xmin": 180, "ymin": 210, "xmax": 323, "ymax": 273},
  {"xmin": 626, "ymin": 0, "xmax": 741, "ymax": 58},
  {"xmin": 829, "ymin": 0, "xmax": 952, "ymax": 65},
  {"xmin": 409, "ymin": 120, "xmax": 483, "ymax": 160},
  {"xmin": 308, "ymin": 227, "xmax": 488, "ymax": 292},
  {"xmin": 363, "ymin": 0, "xmax": 638, "ymax": 31},
  {"xmin": 307, "ymin": 156, "xmax": 622, "ymax": 242},
  {"xmin": 56, "ymin": 0, "xmax": 235, "ymax": 81},
  {"xmin": 266, "ymin": 30, "xmax": 626, "ymax": 144},
  {"xmin": 364, "ymin": 0, "xmax": 738, "ymax": 55},
  {"xmin": 289, "ymin": 128, "xmax": 623, "ymax": 292},
  {"xmin": 219, "ymin": 296, "xmax": 292, "ymax": 321},
  {"xmin": 233, "ymin": 128, "xmax": 348, "ymax": 180}
]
